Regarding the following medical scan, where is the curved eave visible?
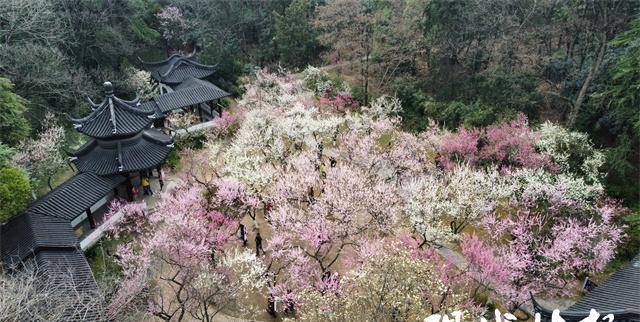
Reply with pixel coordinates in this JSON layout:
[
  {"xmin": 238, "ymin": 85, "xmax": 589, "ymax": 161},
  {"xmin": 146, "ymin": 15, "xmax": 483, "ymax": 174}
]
[
  {"xmin": 70, "ymin": 130, "xmax": 173, "ymax": 176},
  {"xmin": 71, "ymin": 96, "xmax": 152, "ymax": 123},
  {"xmin": 157, "ymin": 63, "xmax": 220, "ymax": 85},
  {"xmin": 141, "ymin": 53, "xmax": 191, "ymax": 68},
  {"xmin": 71, "ymin": 99, "xmax": 156, "ymax": 138},
  {"xmin": 160, "ymin": 60, "xmax": 218, "ymax": 78}
]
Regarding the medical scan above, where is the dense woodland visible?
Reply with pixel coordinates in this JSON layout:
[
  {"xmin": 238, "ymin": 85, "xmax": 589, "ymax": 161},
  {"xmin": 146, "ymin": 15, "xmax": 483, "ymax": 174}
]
[{"xmin": 0, "ymin": 0, "xmax": 639, "ymax": 320}]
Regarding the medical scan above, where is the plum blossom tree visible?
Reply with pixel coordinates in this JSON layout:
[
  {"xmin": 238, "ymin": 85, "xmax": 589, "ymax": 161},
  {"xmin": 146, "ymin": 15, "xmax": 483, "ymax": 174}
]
[
  {"xmin": 156, "ymin": 6, "xmax": 193, "ymax": 51},
  {"xmin": 210, "ymin": 110, "xmax": 241, "ymax": 138},
  {"xmin": 265, "ymin": 160, "xmax": 402, "ymax": 307},
  {"xmin": 460, "ymin": 170, "xmax": 625, "ymax": 310},
  {"xmin": 438, "ymin": 114, "xmax": 553, "ymax": 171},
  {"xmin": 293, "ymin": 241, "xmax": 476, "ymax": 321},
  {"xmin": 11, "ymin": 113, "xmax": 66, "ymax": 191},
  {"xmin": 403, "ymin": 165, "xmax": 511, "ymax": 246},
  {"xmin": 171, "ymin": 70, "xmax": 626, "ymax": 318},
  {"xmin": 535, "ymin": 122, "xmax": 605, "ymax": 183},
  {"xmin": 125, "ymin": 67, "xmax": 156, "ymax": 100},
  {"xmin": 108, "ymin": 183, "xmax": 266, "ymax": 321}
]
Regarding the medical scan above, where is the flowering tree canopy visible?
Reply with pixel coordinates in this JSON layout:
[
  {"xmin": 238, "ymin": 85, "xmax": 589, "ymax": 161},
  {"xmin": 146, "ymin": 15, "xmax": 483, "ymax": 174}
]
[
  {"xmin": 110, "ymin": 69, "xmax": 626, "ymax": 320},
  {"xmin": 108, "ymin": 182, "xmax": 266, "ymax": 320},
  {"xmin": 11, "ymin": 113, "xmax": 65, "ymax": 191}
]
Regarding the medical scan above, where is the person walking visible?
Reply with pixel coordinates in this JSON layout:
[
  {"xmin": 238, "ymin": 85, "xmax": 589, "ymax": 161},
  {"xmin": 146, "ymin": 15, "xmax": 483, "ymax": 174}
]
[
  {"xmin": 239, "ymin": 223, "xmax": 247, "ymax": 247},
  {"xmin": 130, "ymin": 185, "xmax": 139, "ymax": 201},
  {"xmin": 141, "ymin": 176, "xmax": 152, "ymax": 196},
  {"xmin": 159, "ymin": 168, "xmax": 165, "ymax": 191},
  {"xmin": 317, "ymin": 142, "xmax": 324, "ymax": 161},
  {"xmin": 255, "ymin": 231, "xmax": 264, "ymax": 256}
]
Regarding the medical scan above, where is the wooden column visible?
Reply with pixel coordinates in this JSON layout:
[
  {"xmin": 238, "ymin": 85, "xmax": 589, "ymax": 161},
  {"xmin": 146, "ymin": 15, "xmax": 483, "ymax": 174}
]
[
  {"xmin": 127, "ymin": 176, "xmax": 133, "ymax": 201},
  {"xmin": 87, "ymin": 209, "xmax": 96, "ymax": 229}
]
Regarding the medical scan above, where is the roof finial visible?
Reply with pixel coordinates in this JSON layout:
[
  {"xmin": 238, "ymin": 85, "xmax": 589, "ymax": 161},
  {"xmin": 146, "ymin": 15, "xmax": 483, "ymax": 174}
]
[{"xmin": 103, "ymin": 81, "xmax": 114, "ymax": 96}]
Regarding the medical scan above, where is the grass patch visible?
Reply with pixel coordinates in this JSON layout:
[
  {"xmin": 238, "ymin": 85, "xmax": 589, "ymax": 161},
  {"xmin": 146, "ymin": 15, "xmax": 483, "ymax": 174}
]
[{"xmin": 85, "ymin": 237, "xmax": 125, "ymax": 283}]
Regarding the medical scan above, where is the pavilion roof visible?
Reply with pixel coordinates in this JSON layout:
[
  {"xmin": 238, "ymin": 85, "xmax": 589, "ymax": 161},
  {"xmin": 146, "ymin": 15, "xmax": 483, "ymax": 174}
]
[
  {"xmin": 69, "ymin": 129, "xmax": 173, "ymax": 176},
  {"xmin": 26, "ymin": 172, "xmax": 126, "ymax": 221},
  {"xmin": 568, "ymin": 255, "xmax": 640, "ymax": 313},
  {"xmin": 0, "ymin": 173, "xmax": 125, "ymax": 267},
  {"xmin": 142, "ymin": 53, "xmax": 219, "ymax": 85},
  {"xmin": 1, "ymin": 212, "xmax": 78, "ymax": 269},
  {"xmin": 533, "ymin": 255, "xmax": 640, "ymax": 321},
  {"xmin": 140, "ymin": 77, "xmax": 230, "ymax": 114},
  {"xmin": 71, "ymin": 82, "xmax": 155, "ymax": 139},
  {"xmin": 33, "ymin": 248, "xmax": 100, "ymax": 293},
  {"xmin": 31, "ymin": 249, "xmax": 101, "ymax": 320}
]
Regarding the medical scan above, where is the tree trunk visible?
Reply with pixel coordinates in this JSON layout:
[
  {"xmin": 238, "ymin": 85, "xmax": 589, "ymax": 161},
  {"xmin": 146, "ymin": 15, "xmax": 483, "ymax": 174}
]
[{"xmin": 568, "ymin": 33, "xmax": 607, "ymax": 127}]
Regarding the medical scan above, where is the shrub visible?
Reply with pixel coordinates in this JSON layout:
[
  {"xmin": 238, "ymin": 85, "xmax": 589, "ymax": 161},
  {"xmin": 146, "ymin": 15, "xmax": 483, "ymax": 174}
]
[
  {"xmin": 0, "ymin": 168, "xmax": 31, "ymax": 223},
  {"xmin": 165, "ymin": 148, "xmax": 181, "ymax": 170}
]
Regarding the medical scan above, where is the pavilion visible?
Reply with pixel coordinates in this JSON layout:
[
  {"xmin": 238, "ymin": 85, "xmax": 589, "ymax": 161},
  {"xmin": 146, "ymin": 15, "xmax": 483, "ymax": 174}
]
[
  {"xmin": 532, "ymin": 255, "xmax": 640, "ymax": 321},
  {"xmin": 0, "ymin": 55, "xmax": 228, "ymax": 321},
  {"xmin": 1, "ymin": 82, "xmax": 176, "ymax": 320},
  {"xmin": 141, "ymin": 52, "xmax": 230, "ymax": 126},
  {"xmin": 69, "ymin": 81, "xmax": 173, "ymax": 199},
  {"xmin": 142, "ymin": 51, "xmax": 220, "ymax": 92}
]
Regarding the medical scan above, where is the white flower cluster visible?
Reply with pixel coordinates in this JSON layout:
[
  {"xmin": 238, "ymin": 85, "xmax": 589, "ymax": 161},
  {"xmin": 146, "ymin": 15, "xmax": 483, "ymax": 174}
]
[
  {"xmin": 125, "ymin": 67, "xmax": 156, "ymax": 100},
  {"xmin": 360, "ymin": 95, "xmax": 403, "ymax": 121},
  {"xmin": 403, "ymin": 165, "xmax": 510, "ymax": 245},
  {"xmin": 536, "ymin": 121, "xmax": 605, "ymax": 183}
]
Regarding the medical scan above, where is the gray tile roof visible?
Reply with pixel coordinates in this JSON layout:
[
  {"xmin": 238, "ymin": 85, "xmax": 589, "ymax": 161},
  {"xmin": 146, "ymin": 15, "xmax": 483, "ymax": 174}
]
[
  {"xmin": 1, "ymin": 212, "xmax": 78, "ymax": 268},
  {"xmin": 70, "ymin": 129, "xmax": 173, "ymax": 175},
  {"xmin": 33, "ymin": 249, "xmax": 102, "ymax": 321},
  {"xmin": 533, "ymin": 255, "xmax": 640, "ymax": 322},
  {"xmin": 568, "ymin": 256, "xmax": 640, "ymax": 314},
  {"xmin": 27, "ymin": 172, "xmax": 126, "ymax": 221},
  {"xmin": 71, "ymin": 93, "xmax": 155, "ymax": 139},
  {"xmin": 142, "ymin": 54, "xmax": 219, "ymax": 85},
  {"xmin": 1, "ymin": 173, "xmax": 125, "ymax": 267},
  {"xmin": 34, "ymin": 249, "xmax": 99, "ymax": 292},
  {"xmin": 0, "ymin": 172, "xmax": 127, "ymax": 321},
  {"xmin": 153, "ymin": 78, "xmax": 230, "ymax": 113}
]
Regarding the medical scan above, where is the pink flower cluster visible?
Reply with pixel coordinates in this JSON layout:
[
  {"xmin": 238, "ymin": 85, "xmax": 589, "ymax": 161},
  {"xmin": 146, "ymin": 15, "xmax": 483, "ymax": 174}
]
[
  {"xmin": 438, "ymin": 114, "xmax": 554, "ymax": 171},
  {"xmin": 462, "ymin": 197, "xmax": 625, "ymax": 308},
  {"xmin": 319, "ymin": 91, "xmax": 358, "ymax": 113},
  {"xmin": 211, "ymin": 110, "xmax": 240, "ymax": 137}
]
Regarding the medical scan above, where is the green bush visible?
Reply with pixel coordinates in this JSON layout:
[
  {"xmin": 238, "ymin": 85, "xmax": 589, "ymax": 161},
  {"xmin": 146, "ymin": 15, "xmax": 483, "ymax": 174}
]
[
  {"xmin": 424, "ymin": 99, "xmax": 500, "ymax": 129},
  {"xmin": 350, "ymin": 85, "xmax": 367, "ymax": 106},
  {"xmin": 165, "ymin": 148, "xmax": 181, "ymax": 170},
  {"xmin": 0, "ymin": 168, "xmax": 31, "ymax": 223}
]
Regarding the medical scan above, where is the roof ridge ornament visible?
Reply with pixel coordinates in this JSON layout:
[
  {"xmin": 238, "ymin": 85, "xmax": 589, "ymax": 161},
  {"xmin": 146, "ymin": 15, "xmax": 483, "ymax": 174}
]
[
  {"xmin": 105, "ymin": 81, "xmax": 118, "ymax": 134},
  {"xmin": 103, "ymin": 81, "xmax": 114, "ymax": 96},
  {"xmin": 117, "ymin": 141, "xmax": 124, "ymax": 172}
]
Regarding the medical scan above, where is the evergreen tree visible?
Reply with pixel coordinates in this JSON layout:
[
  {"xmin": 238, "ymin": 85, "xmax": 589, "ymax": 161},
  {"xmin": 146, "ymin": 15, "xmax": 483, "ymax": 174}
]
[
  {"xmin": 0, "ymin": 77, "xmax": 30, "ymax": 147},
  {"xmin": 273, "ymin": 0, "xmax": 320, "ymax": 68}
]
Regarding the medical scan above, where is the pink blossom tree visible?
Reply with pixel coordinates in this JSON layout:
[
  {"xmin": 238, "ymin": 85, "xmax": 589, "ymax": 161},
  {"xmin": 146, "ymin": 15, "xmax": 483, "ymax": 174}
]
[
  {"xmin": 460, "ymin": 189, "xmax": 625, "ymax": 311},
  {"xmin": 264, "ymin": 155, "xmax": 403, "ymax": 310},
  {"xmin": 108, "ymin": 183, "xmax": 266, "ymax": 321},
  {"xmin": 156, "ymin": 6, "xmax": 192, "ymax": 51},
  {"xmin": 11, "ymin": 113, "xmax": 66, "ymax": 191},
  {"xmin": 438, "ymin": 114, "xmax": 553, "ymax": 171}
]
